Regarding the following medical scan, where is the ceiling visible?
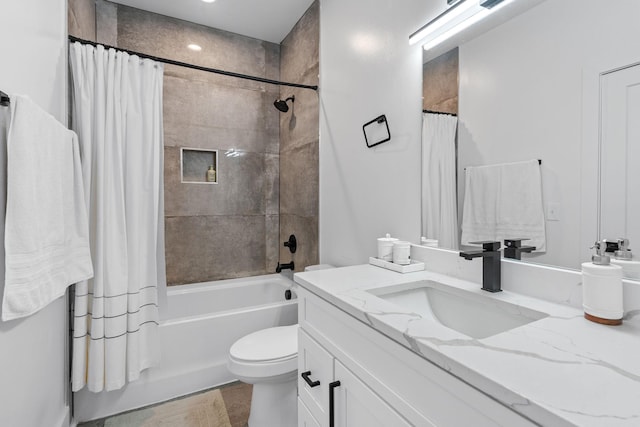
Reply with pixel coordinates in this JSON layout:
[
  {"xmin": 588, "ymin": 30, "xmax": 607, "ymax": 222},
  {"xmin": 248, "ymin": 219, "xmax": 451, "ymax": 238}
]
[{"xmin": 109, "ymin": 0, "xmax": 315, "ymax": 44}]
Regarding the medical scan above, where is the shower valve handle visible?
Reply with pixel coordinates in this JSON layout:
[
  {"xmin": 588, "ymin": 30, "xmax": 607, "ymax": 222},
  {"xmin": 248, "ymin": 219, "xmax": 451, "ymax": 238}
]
[{"xmin": 284, "ymin": 234, "xmax": 297, "ymax": 253}]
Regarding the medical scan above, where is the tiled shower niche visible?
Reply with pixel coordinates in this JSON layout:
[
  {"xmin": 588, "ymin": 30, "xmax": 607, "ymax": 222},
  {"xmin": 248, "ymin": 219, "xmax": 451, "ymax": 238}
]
[{"xmin": 181, "ymin": 148, "xmax": 218, "ymax": 184}]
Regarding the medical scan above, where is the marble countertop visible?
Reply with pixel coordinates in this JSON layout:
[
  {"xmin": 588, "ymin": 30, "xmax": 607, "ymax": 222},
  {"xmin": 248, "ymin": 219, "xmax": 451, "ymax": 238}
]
[{"xmin": 294, "ymin": 264, "xmax": 640, "ymax": 427}]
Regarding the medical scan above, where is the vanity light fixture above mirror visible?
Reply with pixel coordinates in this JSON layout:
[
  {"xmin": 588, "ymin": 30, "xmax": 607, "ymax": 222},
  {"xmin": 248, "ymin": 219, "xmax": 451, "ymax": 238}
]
[{"xmin": 409, "ymin": 0, "xmax": 511, "ymax": 50}]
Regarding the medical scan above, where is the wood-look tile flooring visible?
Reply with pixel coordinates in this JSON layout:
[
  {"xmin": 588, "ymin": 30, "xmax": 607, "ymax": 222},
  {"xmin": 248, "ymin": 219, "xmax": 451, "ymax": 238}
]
[{"xmin": 78, "ymin": 382, "xmax": 252, "ymax": 427}]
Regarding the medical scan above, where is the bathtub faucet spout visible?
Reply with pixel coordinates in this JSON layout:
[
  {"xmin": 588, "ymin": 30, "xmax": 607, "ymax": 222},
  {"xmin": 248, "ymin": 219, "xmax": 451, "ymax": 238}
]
[{"xmin": 276, "ymin": 261, "xmax": 295, "ymax": 273}]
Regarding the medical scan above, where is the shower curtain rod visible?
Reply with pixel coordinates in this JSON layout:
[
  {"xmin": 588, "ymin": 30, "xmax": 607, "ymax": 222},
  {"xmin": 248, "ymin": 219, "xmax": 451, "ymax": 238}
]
[
  {"xmin": 423, "ymin": 109, "xmax": 457, "ymax": 117},
  {"xmin": 68, "ymin": 35, "xmax": 319, "ymax": 91}
]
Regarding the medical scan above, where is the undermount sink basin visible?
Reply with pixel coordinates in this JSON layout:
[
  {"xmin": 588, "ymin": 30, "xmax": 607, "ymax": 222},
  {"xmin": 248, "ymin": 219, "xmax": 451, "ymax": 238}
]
[{"xmin": 368, "ymin": 281, "xmax": 548, "ymax": 339}]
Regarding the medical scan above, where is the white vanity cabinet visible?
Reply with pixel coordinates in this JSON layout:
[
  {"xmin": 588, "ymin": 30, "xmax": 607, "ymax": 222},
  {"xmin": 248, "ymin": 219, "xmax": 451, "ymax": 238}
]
[
  {"xmin": 299, "ymin": 398, "xmax": 321, "ymax": 427},
  {"xmin": 298, "ymin": 327, "xmax": 411, "ymax": 427},
  {"xmin": 296, "ymin": 287, "xmax": 537, "ymax": 427}
]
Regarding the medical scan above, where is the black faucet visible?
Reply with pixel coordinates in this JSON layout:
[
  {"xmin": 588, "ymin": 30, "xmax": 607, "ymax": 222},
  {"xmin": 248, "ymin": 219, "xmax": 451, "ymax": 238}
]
[
  {"xmin": 459, "ymin": 241, "xmax": 502, "ymax": 292},
  {"xmin": 276, "ymin": 261, "xmax": 295, "ymax": 273},
  {"xmin": 504, "ymin": 238, "xmax": 536, "ymax": 260}
]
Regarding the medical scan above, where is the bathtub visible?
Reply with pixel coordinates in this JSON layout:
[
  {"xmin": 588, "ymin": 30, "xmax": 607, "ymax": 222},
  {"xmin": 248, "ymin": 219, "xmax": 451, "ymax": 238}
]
[{"xmin": 74, "ymin": 274, "xmax": 298, "ymax": 422}]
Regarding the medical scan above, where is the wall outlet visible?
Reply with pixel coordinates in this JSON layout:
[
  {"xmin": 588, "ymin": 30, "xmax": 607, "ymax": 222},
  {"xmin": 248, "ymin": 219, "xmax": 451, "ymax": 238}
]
[{"xmin": 546, "ymin": 203, "xmax": 560, "ymax": 221}]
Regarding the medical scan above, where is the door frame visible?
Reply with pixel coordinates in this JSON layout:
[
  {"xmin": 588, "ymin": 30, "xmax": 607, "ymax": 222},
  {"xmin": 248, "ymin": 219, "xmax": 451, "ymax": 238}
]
[{"xmin": 581, "ymin": 58, "xmax": 640, "ymax": 263}]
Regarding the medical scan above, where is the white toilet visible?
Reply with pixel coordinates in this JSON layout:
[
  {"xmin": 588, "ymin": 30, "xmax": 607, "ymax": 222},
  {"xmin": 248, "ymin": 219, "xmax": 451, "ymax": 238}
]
[
  {"xmin": 227, "ymin": 264, "xmax": 334, "ymax": 427},
  {"xmin": 228, "ymin": 324, "xmax": 299, "ymax": 427}
]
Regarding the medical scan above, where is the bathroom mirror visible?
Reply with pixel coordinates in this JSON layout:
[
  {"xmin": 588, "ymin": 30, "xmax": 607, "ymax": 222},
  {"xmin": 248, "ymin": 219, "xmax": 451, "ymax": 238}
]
[{"xmin": 421, "ymin": 0, "xmax": 640, "ymax": 275}]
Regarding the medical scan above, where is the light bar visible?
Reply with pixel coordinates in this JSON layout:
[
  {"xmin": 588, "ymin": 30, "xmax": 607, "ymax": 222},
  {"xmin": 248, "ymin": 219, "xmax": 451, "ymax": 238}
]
[
  {"xmin": 410, "ymin": 0, "xmax": 512, "ymax": 50},
  {"xmin": 480, "ymin": 0, "xmax": 505, "ymax": 8},
  {"xmin": 421, "ymin": 7, "xmax": 490, "ymax": 51},
  {"xmin": 409, "ymin": 0, "xmax": 476, "ymax": 46}
]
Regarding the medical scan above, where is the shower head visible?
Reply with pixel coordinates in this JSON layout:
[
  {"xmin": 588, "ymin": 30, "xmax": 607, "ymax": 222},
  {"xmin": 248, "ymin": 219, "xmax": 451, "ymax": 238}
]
[{"xmin": 274, "ymin": 96, "xmax": 295, "ymax": 112}]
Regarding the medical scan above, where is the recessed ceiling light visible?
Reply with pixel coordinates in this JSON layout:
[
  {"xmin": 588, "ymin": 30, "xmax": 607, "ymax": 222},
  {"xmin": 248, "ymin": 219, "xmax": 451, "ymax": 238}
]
[
  {"xmin": 202, "ymin": 0, "xmax": 216, "ymax": 3},
  {"xmin": 188, "ymin": 44, "xmax": 202, "ymax": 51}
]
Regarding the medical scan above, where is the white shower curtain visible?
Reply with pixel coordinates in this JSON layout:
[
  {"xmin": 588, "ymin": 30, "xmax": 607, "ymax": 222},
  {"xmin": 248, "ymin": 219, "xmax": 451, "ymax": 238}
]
[
  {"xmin": 422, "ymin": 113, "xmax": 459, "ymax": 250},
  {"xmin": 69, "ymin": 42, "xmax": 166, "ymax": 392}
]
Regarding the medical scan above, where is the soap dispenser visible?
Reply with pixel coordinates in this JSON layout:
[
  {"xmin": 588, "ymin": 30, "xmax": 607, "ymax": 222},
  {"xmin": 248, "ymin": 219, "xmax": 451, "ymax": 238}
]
[
  {"xmin": 581, "ymin": 240, "xmax": 623, "ymax": 325},
  {"xmin": 607, "ymin": 238, "xmax": 640, "ymax": 280}
]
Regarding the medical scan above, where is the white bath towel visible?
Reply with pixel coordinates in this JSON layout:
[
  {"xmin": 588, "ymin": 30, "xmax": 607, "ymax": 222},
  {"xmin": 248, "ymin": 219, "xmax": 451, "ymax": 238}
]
[
  {"xmin": 461, "ymin": 159, "xmax": 546, "ymax": 252},
  {"xmin": 2, "ymin": 95, "xmax": 93, "ymax": 321}
]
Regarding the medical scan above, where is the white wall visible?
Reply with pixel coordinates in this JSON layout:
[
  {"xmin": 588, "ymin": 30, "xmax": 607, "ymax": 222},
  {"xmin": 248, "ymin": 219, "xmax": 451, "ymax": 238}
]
[
  {"xmin": 458, "ymin": 0, "xmax": 640, "ymax": 270},
  {"xmin": 0, "ymin": 1, "xmax": 69, "ymax": 426},
  {"xmin": 319, "ymin": 0, "xmax": 436, "ymax": 266}
]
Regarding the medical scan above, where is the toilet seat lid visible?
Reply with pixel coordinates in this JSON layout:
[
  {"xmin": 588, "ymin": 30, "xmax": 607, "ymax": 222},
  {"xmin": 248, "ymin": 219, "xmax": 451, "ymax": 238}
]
[{"xmin": 230, "ymin": 325, "xmax": 298, "ymax": 362}]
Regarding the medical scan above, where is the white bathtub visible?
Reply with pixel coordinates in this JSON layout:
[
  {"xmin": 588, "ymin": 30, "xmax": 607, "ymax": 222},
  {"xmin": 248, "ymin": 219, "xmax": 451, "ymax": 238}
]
[{"xmin": 74, "ymin": 274, "xmax": 298, "ymax": 422}]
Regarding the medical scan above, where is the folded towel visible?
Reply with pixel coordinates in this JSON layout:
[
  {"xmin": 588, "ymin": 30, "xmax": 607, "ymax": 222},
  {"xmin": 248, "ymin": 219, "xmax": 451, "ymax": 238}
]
[
  {"xmin": 461, "ymin": 159, "xmax": 546, "ymax": 252},
  {"xmin": 2, "ymin": 95, "xmax": 93, "ymax": 321}
]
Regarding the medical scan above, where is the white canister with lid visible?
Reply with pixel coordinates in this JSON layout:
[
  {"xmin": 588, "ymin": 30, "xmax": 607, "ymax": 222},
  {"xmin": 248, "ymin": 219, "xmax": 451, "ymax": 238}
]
[
  {"xmin": 392, "ymin": 241, "xmax": 411, "ymax": 265},
  {"xmin": 377, "ymin": 233, "xmax": 398, "ymax": 261}
]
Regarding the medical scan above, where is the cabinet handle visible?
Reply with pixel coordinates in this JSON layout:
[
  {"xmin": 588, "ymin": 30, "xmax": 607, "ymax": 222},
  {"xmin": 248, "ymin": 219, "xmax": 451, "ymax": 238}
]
[
  {"xmin": 301, "ymin": 370, "xmax": 321, "ymax": 388},
  {"xmin": 329, "ymin": 380, "xmax": 341, "ymax": 427}
]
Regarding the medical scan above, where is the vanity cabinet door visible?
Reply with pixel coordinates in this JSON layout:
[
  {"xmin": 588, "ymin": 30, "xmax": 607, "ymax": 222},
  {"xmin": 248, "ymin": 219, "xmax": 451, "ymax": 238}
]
[
  {"xmin": 299, "ymin": 398, "xmax": 321, "ymax": 427},
  {"xmin": 299, "ymin": 329, "xmax": 334, "ymax": 425},
  {"xmin": 332, "ymin": 360, "xmax": 414, "ymax": 427}
]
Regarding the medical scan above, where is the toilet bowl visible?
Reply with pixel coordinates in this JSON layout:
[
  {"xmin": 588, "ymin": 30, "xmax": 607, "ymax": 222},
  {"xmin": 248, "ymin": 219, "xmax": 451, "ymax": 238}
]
[
  {"xmin": 227, "ymin": 324, "xmax": 299, "ymax": 427},
  {"xmin": 228, "ymin": 265, "xmax": 335, "ymax": 426}
]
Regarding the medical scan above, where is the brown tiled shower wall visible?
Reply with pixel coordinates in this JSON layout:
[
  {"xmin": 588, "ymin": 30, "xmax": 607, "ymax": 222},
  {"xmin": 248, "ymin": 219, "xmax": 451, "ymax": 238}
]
[
  {"xmin": 69, "ymin": 0, "xmax": 319, "ymax": 285},
  {"xmin": 279, "ymin": 1, "xmax": 320, "ymax": 273}
]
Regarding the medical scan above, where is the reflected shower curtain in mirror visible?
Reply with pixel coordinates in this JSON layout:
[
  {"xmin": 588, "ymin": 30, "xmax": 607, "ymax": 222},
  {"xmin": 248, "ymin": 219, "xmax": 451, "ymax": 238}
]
[
  {"xmin": 422, "ymin": 113, "xmax": 459, "ymax": 250},
  {"xmin": 69, "ymin": 42, "xmax": 166, "ymax": 392}
]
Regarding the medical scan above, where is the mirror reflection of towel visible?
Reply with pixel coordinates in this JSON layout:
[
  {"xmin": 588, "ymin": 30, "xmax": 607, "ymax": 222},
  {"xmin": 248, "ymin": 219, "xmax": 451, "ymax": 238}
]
[
  {"xmin": 461, "ymin": 159, "xmax": 546, "ymax": 252},
  {"xmin": 2, "ymin": 95, "xmax": 93, "ymax": 320}
]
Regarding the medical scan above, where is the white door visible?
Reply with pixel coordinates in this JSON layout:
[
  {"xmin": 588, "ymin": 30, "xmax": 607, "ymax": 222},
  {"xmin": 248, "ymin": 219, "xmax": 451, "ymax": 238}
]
[
  {"xmin": 600, "ymin": 63, "xmax": 640, "ymax": 246},
  {"xmin": 333, "ymin": 360, "xmax": 412, "ymax": 427}
]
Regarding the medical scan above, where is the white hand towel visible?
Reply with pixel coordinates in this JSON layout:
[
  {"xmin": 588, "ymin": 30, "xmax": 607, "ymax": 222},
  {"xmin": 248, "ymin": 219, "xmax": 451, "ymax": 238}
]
[
  {"xmin": 2, "ymin": 95, "xmax": 93, "ymax": 321},
  {"xmin": 461, "ymin": 159, "xmax": 546, "ymax": 252}
]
